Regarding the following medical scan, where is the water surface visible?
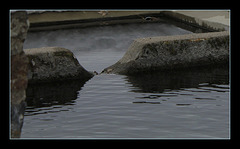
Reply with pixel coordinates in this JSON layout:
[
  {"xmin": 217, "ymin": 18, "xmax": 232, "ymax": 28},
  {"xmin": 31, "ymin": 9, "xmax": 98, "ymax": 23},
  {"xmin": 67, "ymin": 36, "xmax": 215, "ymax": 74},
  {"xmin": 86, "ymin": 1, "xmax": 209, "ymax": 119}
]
[{"xmin": 21, "ymin": 22, "xmax": 229, "ymax": 138}]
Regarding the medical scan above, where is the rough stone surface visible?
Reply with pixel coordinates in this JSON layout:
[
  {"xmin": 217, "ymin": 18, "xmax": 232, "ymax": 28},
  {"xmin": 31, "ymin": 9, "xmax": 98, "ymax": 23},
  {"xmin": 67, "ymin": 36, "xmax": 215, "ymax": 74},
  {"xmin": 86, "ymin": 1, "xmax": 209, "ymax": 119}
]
[
  {"xmin": 11, "ymin": 12, "xmax": 29, "ymax": 55},
  {"xmin": 102, "ymin": 31, "xmax": 229, "ymax": 75},
  {"xmin": 24, "ymin": 47, "xmax": 93, "ymax": 83},
  {"xmin": 10, "ymin": 11, "xmax": 29, "ymax": 138}
]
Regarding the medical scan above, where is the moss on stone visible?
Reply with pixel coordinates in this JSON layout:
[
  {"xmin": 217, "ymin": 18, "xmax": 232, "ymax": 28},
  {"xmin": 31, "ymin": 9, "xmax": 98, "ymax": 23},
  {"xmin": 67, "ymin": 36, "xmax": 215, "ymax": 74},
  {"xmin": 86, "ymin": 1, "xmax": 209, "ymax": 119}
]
[
  {"xmin": 54, "ymin": 51, "xmax": 73, "ymax": 57},
  {"xmin": 207, "ymin": 36, "xmax": 229, "ymax": 50},
  {"xmin": 24, "ymin": 47, "xmax": 93, "ymax": 83}
]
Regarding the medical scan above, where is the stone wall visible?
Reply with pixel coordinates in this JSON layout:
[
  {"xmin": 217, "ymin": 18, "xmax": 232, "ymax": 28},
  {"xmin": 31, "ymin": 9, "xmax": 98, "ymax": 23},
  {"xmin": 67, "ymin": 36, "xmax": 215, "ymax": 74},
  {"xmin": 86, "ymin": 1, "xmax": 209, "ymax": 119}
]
[
  {"xmin": 10, "ymin": 11, "xmax": 29, "ymax": 138},
  {"xmin": 102, "ymin": 31, "xmax": 229, "ymax": 75},
  {"xmin": 24, "ymin": 47, "xmax": 94, "ymax": 83}
]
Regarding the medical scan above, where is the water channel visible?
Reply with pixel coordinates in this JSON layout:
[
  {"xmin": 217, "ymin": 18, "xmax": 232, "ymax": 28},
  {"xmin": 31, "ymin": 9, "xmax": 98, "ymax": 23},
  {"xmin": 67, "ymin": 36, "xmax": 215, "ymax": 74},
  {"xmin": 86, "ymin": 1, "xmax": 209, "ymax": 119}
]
[{"xmin": 21, "ymin": 22, "xmax": 230, "ymax": 138}]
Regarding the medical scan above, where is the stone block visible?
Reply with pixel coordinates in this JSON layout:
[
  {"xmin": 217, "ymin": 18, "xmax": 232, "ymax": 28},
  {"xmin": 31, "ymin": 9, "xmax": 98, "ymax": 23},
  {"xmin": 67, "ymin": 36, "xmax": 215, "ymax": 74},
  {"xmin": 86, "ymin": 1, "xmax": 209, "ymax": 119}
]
[
  {"xmin": 24, "ymin": 47, "xmax": 94, "ymax": 83},
  {"xmin": 102, "ymin": 31, "xmax": 229, "ymax": 75}
]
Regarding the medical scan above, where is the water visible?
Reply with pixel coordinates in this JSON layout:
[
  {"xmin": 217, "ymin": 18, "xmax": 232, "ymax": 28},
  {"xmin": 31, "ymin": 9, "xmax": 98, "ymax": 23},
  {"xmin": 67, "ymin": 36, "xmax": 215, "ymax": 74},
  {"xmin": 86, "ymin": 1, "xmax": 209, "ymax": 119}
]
[
  {"xmin": 23, "ymin": 22, "xmax": 193, "ymax": 72},
  {"xmin": 21, "ymin": 22, "xmax": 230, "ymax": 139}
]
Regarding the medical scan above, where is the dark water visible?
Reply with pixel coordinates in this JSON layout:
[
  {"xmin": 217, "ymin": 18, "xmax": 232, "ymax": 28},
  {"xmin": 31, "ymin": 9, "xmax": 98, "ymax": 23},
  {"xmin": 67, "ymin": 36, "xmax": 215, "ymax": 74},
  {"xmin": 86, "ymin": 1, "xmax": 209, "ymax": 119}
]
[{"xmin": 21, "ymin": 22, "xmax": 230, "ymax": 139}]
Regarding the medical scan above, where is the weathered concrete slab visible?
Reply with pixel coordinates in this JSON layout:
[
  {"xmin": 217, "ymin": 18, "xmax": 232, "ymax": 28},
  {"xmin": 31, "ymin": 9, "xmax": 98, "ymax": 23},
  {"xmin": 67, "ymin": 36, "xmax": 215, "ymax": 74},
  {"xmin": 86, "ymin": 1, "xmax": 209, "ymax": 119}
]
[
  {"xmin": 102, "ymin": 31, "xmax": 229, "ymax": 75},
  {"xmin": 161, "ymin": 11, "xmax": 229, "ymax": 31},
  {"xmin": 173, "ymin": 11, "xmax": 230, "ymax": 26},
  {"xmin": 26, "ymin": 10, "xmax": 229, "ymax": 32},
  {"xmin": 28, "ymin": 10, "xmax": 162, "ymax": 23},
  {"xmin": 27, "ymin": 11, "xmax": 163, "ymax": 32},
  {"xmin": 24, "ymin": 47, "xmax": 93, "ymax": 83}
]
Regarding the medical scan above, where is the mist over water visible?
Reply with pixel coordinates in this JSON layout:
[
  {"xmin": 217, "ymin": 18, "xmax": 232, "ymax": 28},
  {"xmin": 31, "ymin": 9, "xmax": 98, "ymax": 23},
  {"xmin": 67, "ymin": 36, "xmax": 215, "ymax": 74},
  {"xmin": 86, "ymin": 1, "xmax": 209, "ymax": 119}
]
[
  {"xmin": 22, "ymin": 22, "xmax": 229, "ymax": 138},
  {"xmin": 24, "ymin": 22, "xmax": 192, "ymax": 72}
]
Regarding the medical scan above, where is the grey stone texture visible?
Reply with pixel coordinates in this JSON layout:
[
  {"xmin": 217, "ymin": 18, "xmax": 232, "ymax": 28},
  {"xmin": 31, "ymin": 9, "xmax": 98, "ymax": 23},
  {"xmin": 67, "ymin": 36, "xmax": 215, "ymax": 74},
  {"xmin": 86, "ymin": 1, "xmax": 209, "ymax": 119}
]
[
  {"xmin": 24, "ymin": 47, "xmax": 93, "ymax": 83},
  {"xmin": 10, "ymin": 11, "xmax": 29, "ymax": 138},
  {"xmin": 102, "ymin": 31, "xmax": 229, "ymax": 75}
]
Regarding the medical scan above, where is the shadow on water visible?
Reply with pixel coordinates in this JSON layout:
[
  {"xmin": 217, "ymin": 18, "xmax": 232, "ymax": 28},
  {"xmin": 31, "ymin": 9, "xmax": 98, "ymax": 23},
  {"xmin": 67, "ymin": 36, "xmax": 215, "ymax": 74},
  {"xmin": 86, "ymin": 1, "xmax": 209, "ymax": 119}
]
[
  {"xmin": 25, "ymin": 79, "xmax": 87, "ymax": 115},
  {"xmin": 126, "ymin": 64, "xmax": 229, "ymax": 93},
  {"xmin": 11, "ymin": 79, "xmax": 88, "ymax": 138}
]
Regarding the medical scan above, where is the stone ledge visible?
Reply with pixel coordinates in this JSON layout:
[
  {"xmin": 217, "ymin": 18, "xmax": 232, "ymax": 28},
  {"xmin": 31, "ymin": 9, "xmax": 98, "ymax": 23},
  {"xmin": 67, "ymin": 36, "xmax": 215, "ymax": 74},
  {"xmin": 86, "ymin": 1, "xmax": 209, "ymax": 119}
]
[
  {"xmin": 26, "ymin": 10, "xmax": 229, "ymax": 32},
  {"xmin": 24, "ymin": 47, "xmax": 93, "ymax": 83},
  {"xmin": 102, "ymin": 31, "xmax": 229, "ymax": 75},
  {"xmin": 161, "ymin": 11, "xmax": 229, "ymax": 32}
]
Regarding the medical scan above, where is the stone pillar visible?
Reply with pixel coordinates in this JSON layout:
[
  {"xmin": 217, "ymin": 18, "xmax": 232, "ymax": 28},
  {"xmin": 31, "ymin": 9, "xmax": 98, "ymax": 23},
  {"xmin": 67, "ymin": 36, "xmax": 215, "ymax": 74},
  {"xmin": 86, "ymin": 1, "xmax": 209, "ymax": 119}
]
[{"xmin": 10, "ymin": 11, "xmax": 29, "ymax": 138}]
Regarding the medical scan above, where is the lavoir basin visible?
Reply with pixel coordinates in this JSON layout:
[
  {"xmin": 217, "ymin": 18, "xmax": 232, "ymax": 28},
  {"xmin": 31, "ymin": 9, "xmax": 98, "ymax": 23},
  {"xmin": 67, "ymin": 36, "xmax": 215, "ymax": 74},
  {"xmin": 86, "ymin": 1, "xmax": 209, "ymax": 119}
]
[{"xmin": 21, "ymin": 22, "xmax": 230, "ymax": 138}]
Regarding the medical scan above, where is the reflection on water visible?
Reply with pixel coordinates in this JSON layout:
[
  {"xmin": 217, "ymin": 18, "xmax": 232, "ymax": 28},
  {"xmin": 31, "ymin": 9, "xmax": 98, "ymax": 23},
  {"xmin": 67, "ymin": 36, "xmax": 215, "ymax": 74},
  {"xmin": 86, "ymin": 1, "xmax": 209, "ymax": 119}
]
[
  {"xmin": 12, "ymin": 79, "xmax": 88, "ymax": 138},
  {"xmin": 127, "ymin": 64, "xmax": 229, "ymax": 108},
  {"xmin": 127, "ymin": 64, "xmax": 229, "ymax": 93},
  {"xmin": 25, "ymin": 80, "xmax": 86, "ymax": 116},
  {"xmin": 25, "ymin": 64, "xmax": 229, "ymax": 115},
  {"xmin": 21, "ymin": 22, "xmax": 229, "ymax": 138},
  {"xmin": 21, "ymin": 64, "xmax": 229, "ymax": 138}
]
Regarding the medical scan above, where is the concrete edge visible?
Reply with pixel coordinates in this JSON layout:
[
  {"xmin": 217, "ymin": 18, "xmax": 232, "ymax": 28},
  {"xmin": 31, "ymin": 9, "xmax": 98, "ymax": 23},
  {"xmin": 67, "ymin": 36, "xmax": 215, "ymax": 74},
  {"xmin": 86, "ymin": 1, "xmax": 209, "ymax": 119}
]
[
  {"xmin": 102, "ymin": 31, "xmax": 229, "ymax": 75},
  {"xmin": 28, "ymin": 11, "xmax": 163, "ymax": 32},
  {"xmin": 27, "ymin": 11, "xmax": 229, "ymax": 32},
  {"xmin": 161, "ymin": 11, "xmax": 229, "ymax": 32}
]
